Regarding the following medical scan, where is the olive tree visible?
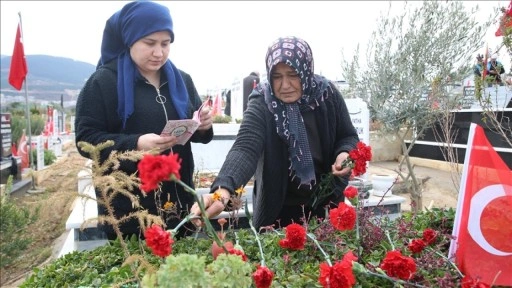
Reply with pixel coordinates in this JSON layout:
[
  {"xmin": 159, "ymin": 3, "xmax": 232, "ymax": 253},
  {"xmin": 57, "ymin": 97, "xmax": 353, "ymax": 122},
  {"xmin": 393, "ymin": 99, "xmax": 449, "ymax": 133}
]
[
  {"xmin": 476, "ymin": 4, "xmax": 512, "ymax": 150},
  {"xmin": 342, "ymin": 1, "xmax": 492, "ymax": 212}
]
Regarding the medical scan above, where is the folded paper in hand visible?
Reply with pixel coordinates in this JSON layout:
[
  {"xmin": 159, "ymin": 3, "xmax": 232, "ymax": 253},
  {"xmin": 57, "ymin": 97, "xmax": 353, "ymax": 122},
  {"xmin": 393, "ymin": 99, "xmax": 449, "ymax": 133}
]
[{"xmin": 160, "ymin": 98, "xmax": 209, "ymax": 145}]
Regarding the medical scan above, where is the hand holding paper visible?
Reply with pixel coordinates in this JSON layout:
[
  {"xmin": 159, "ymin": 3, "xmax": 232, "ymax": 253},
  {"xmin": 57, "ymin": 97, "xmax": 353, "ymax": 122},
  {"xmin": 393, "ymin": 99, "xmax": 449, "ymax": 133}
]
[{"xmin": 160, "ymin": 97, "xmax": 211, "ymax": 145}]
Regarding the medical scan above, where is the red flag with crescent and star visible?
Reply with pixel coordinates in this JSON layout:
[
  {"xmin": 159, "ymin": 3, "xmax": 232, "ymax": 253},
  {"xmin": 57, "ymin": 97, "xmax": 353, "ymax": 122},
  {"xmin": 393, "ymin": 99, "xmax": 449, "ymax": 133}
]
[
  {"xmin": 17, "ymin": 130, "xmax": 29, "ymax": 169},
  {"xmin": 495, "ymin": 0, "xmax": 512, "ymax": 37},
  {"xmin": 449, "ymin": 123, "xmax": 512, "ymax": 285}
]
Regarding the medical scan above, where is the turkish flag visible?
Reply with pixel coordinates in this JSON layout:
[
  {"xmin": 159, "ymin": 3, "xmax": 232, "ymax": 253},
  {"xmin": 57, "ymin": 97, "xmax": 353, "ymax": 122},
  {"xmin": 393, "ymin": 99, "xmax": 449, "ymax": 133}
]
[
  {"xmin": 482, "ymin": 44, "xmax": 489, "ymax": 80},
  {"xmin": 211, "ymin": 94, "xmax": 223, "ymax": 117},
  {"xmin": 17, "ymin": 131, "xmax": 29, "ymax": 169},
  {"xmin": 9, "ymin": 23, "xmax": 28, "ymax": 91},
  {"xmin": 495, "ymin": 0, "xmax": 512, "ymax": 37},
  {"xmin": 449, "ymin": 123, "xmax": 512, "ymax": 285}
]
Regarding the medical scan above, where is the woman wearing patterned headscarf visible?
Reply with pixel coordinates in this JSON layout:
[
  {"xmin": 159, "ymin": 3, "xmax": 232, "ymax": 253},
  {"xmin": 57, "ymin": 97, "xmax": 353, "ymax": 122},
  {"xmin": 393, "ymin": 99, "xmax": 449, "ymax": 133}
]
[
  {"xmin": 75, "ymin": 0, "xmax": 213, "ymax": 240},
  {"xmin": 191, "ymin": 36, "xmax": 359, "ymax": 229}
]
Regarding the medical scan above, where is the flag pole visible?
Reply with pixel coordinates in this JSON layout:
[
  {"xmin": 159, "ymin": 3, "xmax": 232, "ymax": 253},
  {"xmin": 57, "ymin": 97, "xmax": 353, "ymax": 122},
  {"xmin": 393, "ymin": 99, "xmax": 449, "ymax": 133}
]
[{"xmin": 18, "ymin": 12, "xmax": 36, "ymax": 190}]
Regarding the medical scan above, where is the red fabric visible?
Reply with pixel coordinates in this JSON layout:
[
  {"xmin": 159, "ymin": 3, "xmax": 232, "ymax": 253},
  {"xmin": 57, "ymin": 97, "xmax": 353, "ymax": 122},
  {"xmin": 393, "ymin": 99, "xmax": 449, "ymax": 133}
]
[
  {"xmin": 17, "ymin": 131, "xmax": 29, "ymax": 169},
  {"xmin": 11, "ymin": 143, "xmax": 18, "ymax": 157},
  {"xmin": 495, "ymin": 0, "xmax": 512, "ymax": 37},
  {"xmin": 9, "ymin": 23, "xmax": 28, "ymax": 91},
  {"xmin": 454, "ymin": 124, "xmax": 512, "ymax": 286},
  {"xmin": 482, "ymin": 45, "xmax": 488, "ymax": 80},
  {"xmin": 211, "ymin": 94, "xmax": 223, "ymax": 117}
]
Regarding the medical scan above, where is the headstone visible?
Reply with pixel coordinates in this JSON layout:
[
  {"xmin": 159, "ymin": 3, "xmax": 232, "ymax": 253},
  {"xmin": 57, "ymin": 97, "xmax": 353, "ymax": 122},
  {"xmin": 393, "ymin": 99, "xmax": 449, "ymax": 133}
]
[
  {"xmin": 345, "ymin": 98, "xmax": 370, "ymax": 145},
  {"xmin": 70, "ymin": 116, "xmax": 75, "ymax": 133},
  {"xmin": 460, "ymin": 85, "xmax": 511, "ymax": 110},
  {"xmin": 230, "ymin": 76, "xmax": 244, "ymax": 122},
  {"xmin": 53, "ymin": 108, "xmax": 60, "ymax": 135},
  {"xmin": 0, "ymin": 113, "xmax": 12, "ymax": 159},
  {"xmin": 36, "ymin": 136, "xmax": 44, "ymax": 171},
  {"xmin": 50, "ymin": 136, "xmax": 62, "ymax": 157},
  {"xmin": 345, "ymin": 98, "xmax": 370, "ymax": 180}
]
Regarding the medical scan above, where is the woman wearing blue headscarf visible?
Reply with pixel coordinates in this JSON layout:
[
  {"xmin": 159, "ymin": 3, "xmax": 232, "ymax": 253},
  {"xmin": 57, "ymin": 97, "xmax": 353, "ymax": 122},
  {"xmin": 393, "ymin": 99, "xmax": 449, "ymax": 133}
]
[
  {"xmin": 191, "ymin": 36, "xmax": 359, "ymax": 229},
  {"xmin": 75, "ymin": 0, "xmax": 213, "ymax": 240}
]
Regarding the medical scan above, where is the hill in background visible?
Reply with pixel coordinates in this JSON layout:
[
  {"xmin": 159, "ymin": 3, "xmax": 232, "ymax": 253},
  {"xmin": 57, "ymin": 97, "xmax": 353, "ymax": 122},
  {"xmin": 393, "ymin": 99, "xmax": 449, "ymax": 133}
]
[{"xmin": 0, "ymin": 55, "xmax": 95, "ymax": 105}]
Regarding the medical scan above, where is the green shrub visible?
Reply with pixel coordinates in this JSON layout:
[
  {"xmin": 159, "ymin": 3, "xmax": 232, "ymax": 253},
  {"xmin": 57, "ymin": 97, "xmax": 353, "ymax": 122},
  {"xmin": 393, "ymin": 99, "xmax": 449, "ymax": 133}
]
[
  {"xmin": 31, "ymin": 149, "xmax": 57, "ymax": 167},
  {"xmin": 0, "ymin": 176, "xmax": 39, "ymax": 268},
  {"xmin": 212, "ymin": 115, "xmax": 232, "ymax": 123}
]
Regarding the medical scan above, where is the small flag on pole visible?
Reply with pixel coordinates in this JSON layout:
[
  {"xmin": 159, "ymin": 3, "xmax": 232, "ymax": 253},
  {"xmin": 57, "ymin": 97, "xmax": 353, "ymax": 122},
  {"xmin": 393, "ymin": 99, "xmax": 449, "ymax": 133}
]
[{"xmin": 9, "ymin": 21, "xmax": 28, "ymax": 91}]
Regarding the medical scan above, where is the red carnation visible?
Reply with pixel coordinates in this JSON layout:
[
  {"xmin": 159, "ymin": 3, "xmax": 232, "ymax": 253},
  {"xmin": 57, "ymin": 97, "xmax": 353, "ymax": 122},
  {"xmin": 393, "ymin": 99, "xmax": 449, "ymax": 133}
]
[
  {"xmin": 329, "ymin": 202, "xmax": 357, "ymax": 231},
  {"xmin": 279, "ymin": 223, "xmax": 307, "ymax": 250},
  {"xmin": 343, "ymin": 141, "xmax": 372, "ymax": 177},
  {"xmin": 144, "ymin": 224, "xmax": 173, "ymax": 257},
  {"xmin": 343, "ymin": 186, "xmax": 358, "ymax": 199},
  {"xmin": 380, "ymin": 250, "xmax": 416, "ymax": 280},
  {"xmin": 422, "ymin": 228, "xmax": 437, "ymax": 245},
  {"xmin": 318, "ymin": 251, "xmax": 358, "ymax": 288},
  {"xmin": 228, "ymin": 248, "xmax": 248, "ymax": 262},
  {"xmin": 138, "ymin": 153, "xmax": 182, "ymax": 192},
  {"xmin": 408, "ymin": 238, "xmax": 427, "ymax": 254},
  {"xmin": 252, "ymin": 265, "xmax": 274, "ymax": 288}
]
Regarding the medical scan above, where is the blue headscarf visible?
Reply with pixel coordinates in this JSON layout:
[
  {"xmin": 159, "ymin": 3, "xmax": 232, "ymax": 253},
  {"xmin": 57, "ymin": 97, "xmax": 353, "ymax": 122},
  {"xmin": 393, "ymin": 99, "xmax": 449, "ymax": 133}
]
[
  {"xmin": 98, "ymin": 0, "xmax": 188, "ymax": 127},
  {"xmin": 259, "ymin": 36, "xmax": 333, "ymax": 187}
]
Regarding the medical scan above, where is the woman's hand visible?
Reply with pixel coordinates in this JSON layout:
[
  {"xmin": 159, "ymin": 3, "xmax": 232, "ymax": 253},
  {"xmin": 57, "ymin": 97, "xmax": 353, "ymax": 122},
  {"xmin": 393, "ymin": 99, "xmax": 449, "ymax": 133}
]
[
  {"xmin": 331, "ymin": 152, "xmax": 352, "ymax": 177},
  {"xmin": 137, "ymin": 133, "xmax": 177, "ymax": 152},
  {"xmin": 197, "ymin": 106, "xmax": 213, "ymax": 132},
  {"xmin": 189, "ymin": 188, "xmax": 230, "ymax": 227}
]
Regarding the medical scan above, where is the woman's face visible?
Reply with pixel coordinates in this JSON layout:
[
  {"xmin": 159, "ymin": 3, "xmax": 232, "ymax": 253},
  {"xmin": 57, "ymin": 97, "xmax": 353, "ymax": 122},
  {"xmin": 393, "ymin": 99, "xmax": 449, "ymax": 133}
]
[
  {"xmin": 271, "ymin": 63, "xmax": 303, "ymax": 103},
  {"xmin": 130, "ymin": 31, "xmax": 171, "ymax": 74}
]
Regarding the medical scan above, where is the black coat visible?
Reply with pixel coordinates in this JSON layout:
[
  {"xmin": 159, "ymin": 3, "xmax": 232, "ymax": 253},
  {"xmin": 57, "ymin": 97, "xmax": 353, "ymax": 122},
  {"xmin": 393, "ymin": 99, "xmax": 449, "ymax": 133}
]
[
  {"xmin": 75, "ymin": 60, "xmax": 213, "ymax": 237},
  {"xmin": 211, "ymin": 81, "xmax": 359, "ymax": 229}
]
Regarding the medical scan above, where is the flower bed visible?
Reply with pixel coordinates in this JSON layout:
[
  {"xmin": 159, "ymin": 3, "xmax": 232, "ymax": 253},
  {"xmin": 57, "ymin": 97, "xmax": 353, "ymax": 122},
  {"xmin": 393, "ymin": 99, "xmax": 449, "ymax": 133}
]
[{"xmin": 21, "ymin": 141, "xmax": 503, "ymax": 288}]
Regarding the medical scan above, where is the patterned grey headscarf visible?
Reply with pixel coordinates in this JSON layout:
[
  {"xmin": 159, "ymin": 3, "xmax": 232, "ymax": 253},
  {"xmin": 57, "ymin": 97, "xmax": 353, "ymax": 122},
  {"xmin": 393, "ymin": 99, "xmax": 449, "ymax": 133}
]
[{"xmin": 258, "ymin": 36, "xmax": 333, "ymax": 188}]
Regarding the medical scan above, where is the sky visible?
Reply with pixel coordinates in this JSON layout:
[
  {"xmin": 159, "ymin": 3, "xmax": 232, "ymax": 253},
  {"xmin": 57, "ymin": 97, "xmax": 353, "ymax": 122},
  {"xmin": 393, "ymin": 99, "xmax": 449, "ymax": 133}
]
[{"xmin": 0, "ymin": 1, "xmax": 509, "ymax": 95}]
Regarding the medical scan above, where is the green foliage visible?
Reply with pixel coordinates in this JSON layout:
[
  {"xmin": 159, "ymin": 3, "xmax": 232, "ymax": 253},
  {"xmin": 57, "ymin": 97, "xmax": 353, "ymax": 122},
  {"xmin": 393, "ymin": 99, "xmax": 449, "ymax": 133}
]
[
  {"xmin": 31, "ymin": 149, "xmax": 57, "ymax": 167},
  {"xmin": 145, "ymin": 254, "xmax": 208, "ymax": 287},
  {"xmin": 0, "ymin": 176, "xmax": 39, "ymax": 268},
  {"xmin": 343, "ymin": 1, "xmax": 490, "ymax": 134},
  {"xmin": 207, "ymin": 254, "xmax": 253, "ymax": 287},
  {"xmin": 212, "ymin": 115, "xmax": 232, "ymax": 123},
  {"xmin": 20, "ymin": 236, "xmax": 157, "ymax": 288},
  {"xmin": 10, "ymin": 114, "xmax": 45, "ymax": 146},
  {"xmin": 19, "ymin": 208, "xmax": 465, "ymax": 287}
]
